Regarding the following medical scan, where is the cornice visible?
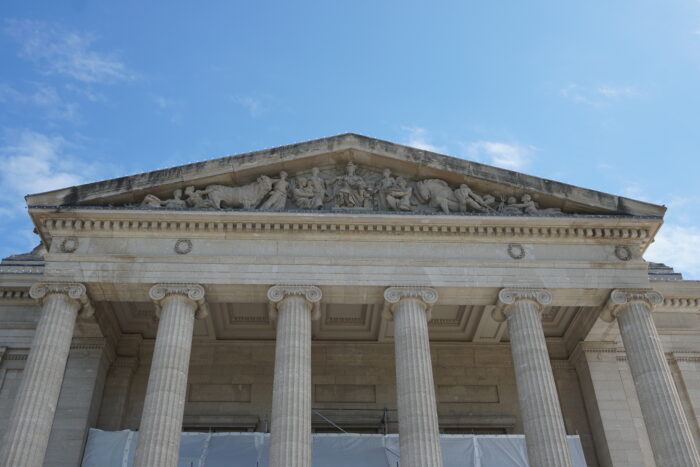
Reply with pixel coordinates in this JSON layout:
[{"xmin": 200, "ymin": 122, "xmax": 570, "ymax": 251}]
[{"xmin": 30, "ymin": 208, "xmax": 659, "ymax": 250}]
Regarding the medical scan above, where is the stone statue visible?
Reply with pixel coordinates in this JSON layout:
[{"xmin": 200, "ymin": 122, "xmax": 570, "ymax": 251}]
[
  {"xmin": 204, "ymin": 175, "xmax": 273, "ymax": 209},
  {"xmin": 415, "ymin": 179, "xmax": 459, "ymax": 213},
  {"xmin": 374, "ymin": 168, "xmax": 396, "ymax": 211},
  {"xmin": 260, "ymin": 171, "xmax": 289, "ymax": 210},
  {"xmin": 140, "ymin": 194, "xmax": 163, "ymax": 208},
  {"xmin": 386, "ymin": 177, "xmax": 412, "ymax": 211},
  {"xmin": 454, "ymin": 183, "xmax": 494, "ymax": 213},
  {"xmin": 293, "ymin": 167, "xmax": 325, "ymax": 210},
  {"xmin": 481, "ymin": 194, "xmax": 498, "ymax": 211},
  {"xmin": 131, "ymin": 162, "xmax": 567, "ymax": 215},
  {"xmin": 184, "ymin": 186, "xmax": 215, "ymax": 208},
  {"xmin": 331, "ymin": 162, "xmax": 372, "ymax": 209},
  {"xmin": 514, "ymin": 194, "xmax": 563, "ymax": 214},
  {"xmin": 162, "ymin": 189, "xmax": 187, "ymax": 209},
  {"xmin": 501, "ymin": 196, "xmax": 524, "ymax": 214}
]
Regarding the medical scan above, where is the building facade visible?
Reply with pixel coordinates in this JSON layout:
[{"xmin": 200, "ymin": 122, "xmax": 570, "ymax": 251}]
[{"xmin": 0, "ymin": 134, "xmax": 699, "ymax": 466}]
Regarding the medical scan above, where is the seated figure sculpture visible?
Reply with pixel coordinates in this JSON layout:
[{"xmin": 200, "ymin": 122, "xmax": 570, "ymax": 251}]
[{"xmin": 386, "ymin": 177, "xmax": 412, "ymax": 211}]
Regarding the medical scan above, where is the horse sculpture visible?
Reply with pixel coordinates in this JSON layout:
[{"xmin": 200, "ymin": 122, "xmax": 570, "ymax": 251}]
[
  {"xmin": 415, "ymin": 179, "xmax": 459, "ymax": 213},
  {"xmin": 204, "ymin": 175, "xmax": 273, "ymax": 209}
]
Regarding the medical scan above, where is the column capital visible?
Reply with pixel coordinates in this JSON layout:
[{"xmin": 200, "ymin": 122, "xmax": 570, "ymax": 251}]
[
  {"xmin": 382, "ymin": 286, "xmax": 438, "ymax": 321},
  {"xmin": 492, "ymin": 288, "xmax": 552, "ymax": 322},
  {"xmin": 29, "ymin": 282, "xmax": 94, "ymax": 317},
  {"xmin": 267, "ymin": 285, "xmax": 322, "ymax": 321},
  {"xmin": 148, "ymin": 283, "xmax": 208, "ymax": 319},
  {"xmin": 600, "ymin": 288, "xmax": 664, "ymax": 322}
]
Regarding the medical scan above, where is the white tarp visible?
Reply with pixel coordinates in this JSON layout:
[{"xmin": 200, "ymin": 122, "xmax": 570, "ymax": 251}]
[{"xmin": 81, "ymin": 429, "xmax": 588, "ymax": 467}]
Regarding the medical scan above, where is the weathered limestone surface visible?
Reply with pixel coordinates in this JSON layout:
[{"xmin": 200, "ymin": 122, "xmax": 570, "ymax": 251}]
[
  {"xmin": 572, "ymin": 343, "xmax": 655, "ymax": 467},
  {"xmin": 606, "ymin": 290, "xmax": 700, "ymax": 467},
  {"xmin": 267, "ymin": 285, "xmax": 322, "ymax": 467},
  {"xmin": 496, "ymin": 288, "xmax": 573, "ymax": 467},
  {"xmin": 97, "ymin": 357, "xmax": 138, "ymax": 430},
  {"xmin": 385, "ymin": 287, "xmax": 443, "ymax": 467},
  {"xmin": 0, "ymin": 283, "xmax": 92, "ymax": 467},
  {"xmin": 134, "ymin": 284, "xmax": 207, "ymax": 467},
  {"xmin": 45, "ymin": 344, "xmax": 110, "ymax": 467}
]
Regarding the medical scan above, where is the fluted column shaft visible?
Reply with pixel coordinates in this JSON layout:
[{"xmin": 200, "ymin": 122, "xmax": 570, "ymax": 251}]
[
  {"xmin": 384, "ymin": 287, "xmax": 443, "ymax": 467},
  {"xmin": 609, "ymin": 290, "xmax": 700, "ymax": 467},
  {"xmin": 268, "ymin": 286, "xmax": 321, "ymax": 467},
  {"xmin": 134, "ymin": 284, "xmax": 207, "ymax": 467},
  {"xmin": 1, "ymin": 283, "xmax": 91, "ymax": 467},
  {"xmin": 496, "ymin": 288, "xmax": 573, "ymax": 467}
]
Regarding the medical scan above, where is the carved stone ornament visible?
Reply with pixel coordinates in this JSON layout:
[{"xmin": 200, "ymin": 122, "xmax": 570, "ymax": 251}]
[
  {"xmin": 492, "ymin": 288, "xmax": 552, "ymax": 322},
  {"xmin": 60, "ymin": 237, "xmax": 79, "ymax": 253},
  {"xmin": 507, "ymin": 243, "xmax": 526, "ymax": 260},
  {"xmin": 29, "ymin": 282, "xmax": 94, "ymax": 318},
  {"xmin": 174, "ymin": 239, "xmax": 193, "ymax": 255},
  {"xmin": 614, "ymin": 245, "xmax": 632, "ymax": 261},
  {"xmin": 382, "ymin": 286, "xmax": 439, "ymax": 321},
  {"xmin": 267, "ymin": 285, "xmax": 323, "ymax": 321},
  {"xmin": 148, "ymin": 283, "xmax": 208, "ymax": 319},
  {"xmin": 132, "ymin": 163, "xmax": 567, "ymax": 216},
  {"xmin": 600, "ymin": 288, "xmax": 664, "ymax": 322}
]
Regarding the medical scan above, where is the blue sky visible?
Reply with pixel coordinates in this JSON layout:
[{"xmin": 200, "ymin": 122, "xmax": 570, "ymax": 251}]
[{"xmin": 1, "ymin": 1, "xmax": 700, "ymax": 277}]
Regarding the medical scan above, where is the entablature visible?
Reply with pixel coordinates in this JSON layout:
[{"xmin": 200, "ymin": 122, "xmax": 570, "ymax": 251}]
[{"xmin": 29, "ymin": 206, "xmax": 661, "ymax": 252}]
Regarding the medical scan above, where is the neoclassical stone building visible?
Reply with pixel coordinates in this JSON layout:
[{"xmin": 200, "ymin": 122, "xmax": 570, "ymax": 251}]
[{"xmin": 0, "ymin": 134, "xmax": 699, "ymax": 466}]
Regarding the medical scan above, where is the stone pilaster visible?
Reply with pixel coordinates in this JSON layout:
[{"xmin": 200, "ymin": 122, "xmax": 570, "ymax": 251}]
[
  {"xmin": 384, "ymin": 287, "xmax": 443, "ymax": 467},
  {"xmin": 494, "ymin": 288, "xmax": 573, "ymax": 467},
  {"xmin": 97, "ymin": 357, "xmax": 140, "ymax": 430},
  {"xmin": 267, "ymin": 285, "xmax": 322, "ymax": 467},
  {"xmin": 0, "ymin": 282, "xmax": 93, "ymax": 467},
  {"xmin": 134, "ymin": 284, "xmax": 208, "ymax": 467},
  {"xmin": 602, "ymin": 289, "xmax": 700, "ymax": 467}
]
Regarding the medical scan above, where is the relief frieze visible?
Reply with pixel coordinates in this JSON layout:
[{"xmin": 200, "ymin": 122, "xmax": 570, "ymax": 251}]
[{"xmin": 134, "ymin": 162, "xmax": 564, "ymax": 215}]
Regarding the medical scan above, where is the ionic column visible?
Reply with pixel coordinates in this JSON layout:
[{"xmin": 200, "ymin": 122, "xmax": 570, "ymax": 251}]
[
  {"xmin": 602, "ymin": 289, "xmax": 700, "ymax": 467},
  {"xmin": 384, "ymin": 287, "xmax": 443, "ymax": 467},
  {"xmin": 0, "ymin": 282, "xmax": 93, "ymax": 467},
  {"xmin": 494, "ymin": 288, "xmax": 573, "ymax": 467},
  {"xmin": 134, "ymin": 284, "xmax": 208, "ymax": 467},
  {"xmin": 267, "ymin": 285, "xmax": 322, "ymax": 467}
]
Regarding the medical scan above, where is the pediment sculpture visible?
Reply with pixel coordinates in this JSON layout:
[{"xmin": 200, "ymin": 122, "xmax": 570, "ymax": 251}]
[{"xmin": 135, "ymin": 162, "xmax": 564, "ymax": 215}]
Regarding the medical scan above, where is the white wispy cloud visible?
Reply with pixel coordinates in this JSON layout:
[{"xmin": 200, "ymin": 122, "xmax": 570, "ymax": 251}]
[
  {"xmin": 153, "ymin": 95, "xmax": 184, "ymax": 124},
  {"xmin": 0, "ymin": 130, "xmax": 85, "ymax": 201},
  {"xmin": 232, "ymin": 95, "xmax": 272, "ymax": 118},
  {"xmin": 464, "ymin": 141, "xmax": 534, "ymax": 171},
  {"xmin": 645, "ymin": 224, "xmax": 700, "ymax": 279},
  {"xmin": 401, "ymin": 127, "xmax": 446, "ymax": 153},
  {"xmin": 0, "ymin": 82, "xmax": 80, "ymax": 122},
  {"xmin": 560, "ymin": 83, "xmax": 640, "ymax": 107},
  {"xmin": 4, "ymin": 19, "xmax": 135, "ymax": 84}
]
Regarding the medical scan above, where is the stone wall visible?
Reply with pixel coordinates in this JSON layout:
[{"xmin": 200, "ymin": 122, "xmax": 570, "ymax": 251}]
[
  {"xmin": 0, "ymin": 345, "xmax": 109, "ymax": 467},
  {"xmin": 106, "ymin": 341, "xmax": 595, "ymax": 443}
]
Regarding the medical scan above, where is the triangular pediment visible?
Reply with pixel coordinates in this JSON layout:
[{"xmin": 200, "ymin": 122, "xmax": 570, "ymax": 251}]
[{"xmin": 25, "ymin": 133, "xmax": 665, "ymax": 217}]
